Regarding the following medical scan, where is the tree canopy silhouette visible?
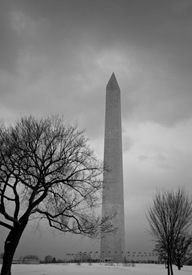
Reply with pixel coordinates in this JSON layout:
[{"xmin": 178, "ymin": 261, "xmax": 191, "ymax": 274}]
[
  {"xmin": 147, "ymin": 188, "xmax": 192, "ymax": 275},
  {"xmin": 0, "ymin": 116, "xmax": 113, "ymax": 275}
]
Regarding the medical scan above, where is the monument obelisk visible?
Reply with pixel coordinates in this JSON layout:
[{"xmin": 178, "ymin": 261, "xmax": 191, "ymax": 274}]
[{"xmin": 100, "ymin": 73, "xmax": 125, "ymax": 263}]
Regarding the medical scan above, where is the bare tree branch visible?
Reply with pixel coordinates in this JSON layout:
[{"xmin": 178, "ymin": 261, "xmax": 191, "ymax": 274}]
[{"xmin": 0, "ymin": 221, "xmax": 13, "ymax": 230}]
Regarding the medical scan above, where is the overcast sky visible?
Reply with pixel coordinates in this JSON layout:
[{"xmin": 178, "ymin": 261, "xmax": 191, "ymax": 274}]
[{"xmin": 1, "ymin": 0, "xmax": 192, "ymax": 260}]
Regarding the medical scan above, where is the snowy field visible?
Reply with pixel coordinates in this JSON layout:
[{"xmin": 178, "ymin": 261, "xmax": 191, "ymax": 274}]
[{"xmin": 1, "ymin": 263, "xmax": 192, "ymax": 275}]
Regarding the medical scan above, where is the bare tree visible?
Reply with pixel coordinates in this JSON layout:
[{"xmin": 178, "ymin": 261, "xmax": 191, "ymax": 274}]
[
  {"xmin": 0, "ymin": 116, "xmax": 113, "ymax": 275},
  {"xmin": 155, "ymin": 233, "xmax": 192, "ymax": 270},
  {"xmin": 172, "ymin": 233, "xmax": 192, "ymax": 270},
  {"xmin": 147, "ymin": 188, "xmax": 192, "ymax": 275}
]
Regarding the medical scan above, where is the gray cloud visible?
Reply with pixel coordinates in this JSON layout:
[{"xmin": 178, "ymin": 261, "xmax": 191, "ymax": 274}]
[
  {"xmin": 0, "ymin": 0, "xmax": 192, "ymax": 128},
  {"xmin": 137, "ymin": 153, "xmax": 172, "ymax": 170}
]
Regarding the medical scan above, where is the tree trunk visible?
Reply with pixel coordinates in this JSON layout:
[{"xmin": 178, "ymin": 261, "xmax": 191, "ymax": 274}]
[
  {"xmin": 169, "ymin": 253, "xmax": 174, "ymax": 275},
  {"xmin": 177, "ymin": 259, "xmax": 182, "ymax": 270},
  {"xmin": 1, "ymin": 250, "xmax": 14, "ymax": 275},
  {"xmin": 167, "ymin": 252, "xmax": 170, "ymax": 275},
  {"xmin": 1, "ymin": 217, "xmax": 28, "ymax": 275},
  {"xmin": 168, "ymin": 264, "xmax": 171, "ymax": 275},
  {"xmin": 170, "ymin": 262, "xmax": 174, "ymax": 275},
  {"xmin": 167, "ymin": 262, "xmax": 170, "ymax": 275},
  {"xmin": 167, "ymin": 251, "xmax": 174, "ymax": 275}
]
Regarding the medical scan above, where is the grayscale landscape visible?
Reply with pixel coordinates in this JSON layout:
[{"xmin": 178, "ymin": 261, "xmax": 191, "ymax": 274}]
[{"xmin": 1, "ymin": 1, "xmax": 192, "ymax": 275}]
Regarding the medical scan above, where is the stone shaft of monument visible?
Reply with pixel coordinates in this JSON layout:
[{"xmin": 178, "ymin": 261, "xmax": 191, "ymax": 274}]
[{"xmin": 100, "ymin": 73, "xmax": 125, "ymax": 263}]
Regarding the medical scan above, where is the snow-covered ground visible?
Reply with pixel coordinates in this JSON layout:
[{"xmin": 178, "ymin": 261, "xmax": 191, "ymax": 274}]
[{"xmin": 1, "ymin": 263, "xmax": 192, "ymax": 275}]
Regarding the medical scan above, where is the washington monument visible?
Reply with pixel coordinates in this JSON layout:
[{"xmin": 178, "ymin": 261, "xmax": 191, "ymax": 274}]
[{"xmin": 100, "ymin": 73, "xmax": 125, "ymax": 262}]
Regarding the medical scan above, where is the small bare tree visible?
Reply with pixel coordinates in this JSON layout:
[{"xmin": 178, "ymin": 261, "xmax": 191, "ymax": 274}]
[
  {"xmin": 0, "ymin": 116, "xmax": 113, "ymax": 275},
  {"xmin": 172, "ymin": 233, "xmax": 192, "ymax": 270},
  {"xmin": 147, "ymin": 188, "xmax": 192, "ymax": 275}
]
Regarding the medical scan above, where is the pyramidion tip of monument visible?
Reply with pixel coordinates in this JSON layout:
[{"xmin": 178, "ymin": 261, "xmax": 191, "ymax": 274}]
[{"xmin": 106, "ymin": 72, "xmax": 120, "ymax": 90}]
